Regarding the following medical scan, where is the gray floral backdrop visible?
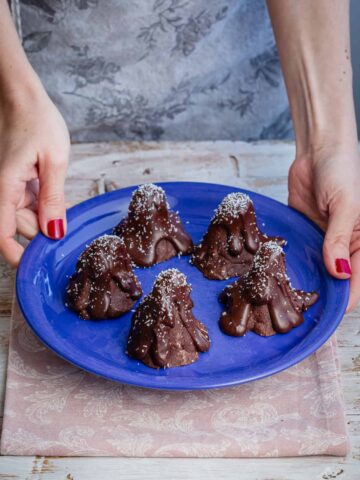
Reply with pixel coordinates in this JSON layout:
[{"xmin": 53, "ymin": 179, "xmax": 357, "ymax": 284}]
[{"xmin": 15, "ymin": 0, "xmax": 293, "ymax": 142}]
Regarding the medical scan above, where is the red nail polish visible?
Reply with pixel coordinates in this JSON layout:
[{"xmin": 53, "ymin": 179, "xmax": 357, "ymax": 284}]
[
  {"xmin": 335, "ymin": 258, "xmax": 351, "ymax": 275},
  {"xmin": 47, "ymin": 219, "xmax": 65, "ymax": 240}
]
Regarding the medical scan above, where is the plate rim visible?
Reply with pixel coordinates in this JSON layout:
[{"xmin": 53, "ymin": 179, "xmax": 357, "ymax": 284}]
[{"xmin": 16, "ymin": 181, "xmax": 350, "ymax": 390}]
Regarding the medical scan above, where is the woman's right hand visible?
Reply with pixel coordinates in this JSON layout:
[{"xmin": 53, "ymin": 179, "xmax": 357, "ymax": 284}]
[{"xmin": 0, "ymin": 84, "xmax": 70, "ymax": 267}]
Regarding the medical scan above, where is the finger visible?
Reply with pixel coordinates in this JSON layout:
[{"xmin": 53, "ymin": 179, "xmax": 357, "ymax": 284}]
[
  {"xmin": 16, "ymin": 208, "xmax": 39, "ymax": 240},
  {"xmin": 323, "ymin": 201, "xmax": 357, "ymax": 280},
  {"xmin": 38, "ymin": 154, "xmax": 68, "ymax": 240},
  {"xmin": 346, "ymin": 247, "xmax": 360, "ymax": 312},
  {"xmin": 0, "ymin": 191, "xmax": 24, "ymax": 267},
  {"xmin": 288, "ymin": 194, "xmax": 327, "ymax": 231},
  {"xmin": 0, "ymin": 237, "xmax": 24, "ymax": 268}
]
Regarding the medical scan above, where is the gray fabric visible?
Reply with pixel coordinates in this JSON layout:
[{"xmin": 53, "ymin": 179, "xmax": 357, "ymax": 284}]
[
  {"xmin": 19, "ymin": 0, "xmax": 293, "ymax": 142},
  {"xmin": 9, "ymin": 0, "xmax": 23, "ymax": 38}
]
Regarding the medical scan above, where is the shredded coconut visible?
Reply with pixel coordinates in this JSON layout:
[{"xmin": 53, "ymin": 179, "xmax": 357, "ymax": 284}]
[
  {"xmin": 130, "ymin": 183, "xmax": 169, "ymax": 214},
  {"xmin": 241, "ymin": 241, "xmax": 284, "ymax": 298},
  {"xmin": 213, "ymin": 192, "xmax": 252, "ymax": 223}
]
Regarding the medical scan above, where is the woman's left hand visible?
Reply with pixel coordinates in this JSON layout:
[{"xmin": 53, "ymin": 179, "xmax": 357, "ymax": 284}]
[{"xmin": 288, "ymin": 146, "xmax": 360, "ymax": 312}]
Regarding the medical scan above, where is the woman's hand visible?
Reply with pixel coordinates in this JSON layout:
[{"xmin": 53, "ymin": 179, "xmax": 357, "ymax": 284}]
[
  {"xmin": 266, "ymin": 0, "xmax": 359, "ymax": 310},
  {"xmin": 288, "ymin": 146, "xmax": 360, "ymax": 311},
  {"xmin": 0, "ymin": 85, "xmax": 70, "ymax": 267}
]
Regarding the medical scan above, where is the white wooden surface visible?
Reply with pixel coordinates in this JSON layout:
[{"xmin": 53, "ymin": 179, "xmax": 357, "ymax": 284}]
[{"xmin": 0, "ymin": 141, "xmax": 359, "ymax": 480}]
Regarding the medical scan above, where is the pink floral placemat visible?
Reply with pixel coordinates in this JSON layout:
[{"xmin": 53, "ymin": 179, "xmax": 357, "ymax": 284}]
[{"xmin": 0, "ymin": 302, "xmax": 349, "ymax": 457}]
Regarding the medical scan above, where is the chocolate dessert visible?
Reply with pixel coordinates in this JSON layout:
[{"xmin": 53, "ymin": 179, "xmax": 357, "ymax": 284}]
[
  {"xmin": 219, "ymin": 241, "xmax": 319, "ymax": 337},
  {"xmin": 113, "ymin": 184, "xmax": 193, "ymax": 267},
  {"xmin": 127, "ymin": 268, "xmax": 210, "ymax": 368},
  {"xmin": 67, "ymin": 235, "xmax": 142, "ymax": 320},
  {"xmin": 191, "ymin": 192, "xmax": 285, "ymax": 280}
]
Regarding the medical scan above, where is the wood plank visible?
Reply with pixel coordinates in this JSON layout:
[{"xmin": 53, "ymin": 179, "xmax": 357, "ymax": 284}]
[
  {"xmin": 68, "ymin": 141, "xmax": 295, "ymax": 191},
  {"xmin": 0, "ymin": 456, "xmax": 359, "ymax": 480}
]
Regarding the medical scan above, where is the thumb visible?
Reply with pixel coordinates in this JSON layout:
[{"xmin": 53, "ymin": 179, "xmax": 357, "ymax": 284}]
[
  {"xmin": 323, "ymin": 201, "xmax": 355, "ymax": 279},
  {"xmin": 38, "ymin": 157, "xmax": 67, "ymax": 240}
]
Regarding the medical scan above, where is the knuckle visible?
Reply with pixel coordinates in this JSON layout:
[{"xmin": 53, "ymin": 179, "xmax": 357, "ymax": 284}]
[
  {"xmin": 325, "ymin": 233, "xmax": 349, "ymax": 250},
  {"xmin": 42, "ymin": 147, "xmax": 69, "ymax": 170},
  {"xmin": 41, "ymin": 191, "xmax": 64, "ymax": 208},
  {"xmin": 48, "ymin": 155, "xmax": 67, "ymax": 169},
  {"xmin": 336, "ymin": 196, "xmax": 360, "ymax": 213},
  {"xmin": 351, "ymin": 200, "xmax": 360, "ymax": 213},
  {"xmin": 341, "ymin": 197, "xmax": 359, "ymax": 211}
]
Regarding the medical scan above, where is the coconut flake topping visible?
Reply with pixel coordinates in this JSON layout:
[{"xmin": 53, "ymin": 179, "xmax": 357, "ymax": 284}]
[
  {"xmin": 213, "ymin": 192, "xmax": 252, "ymax": 223},
  {"xmin": 130, "ymin": 183, "xmax": 169, "ymax": 214}
]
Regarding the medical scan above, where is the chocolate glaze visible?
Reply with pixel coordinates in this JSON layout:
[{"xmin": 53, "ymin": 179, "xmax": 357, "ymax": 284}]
[
  {"xmin": 191, "ymin": 192, "xmax": 285, "ymax": 280},
  {"xmin": 219, "ymin": 241, "xmax": 319, "ymax": 336},
  {"xmin": 113, "ymin": 184, "xmax": 193, "ymax": 267},
  {"xmin": 67, "ymin": 235, "xmax": 142, "ymax": 320},
  {"xmin": 127, "ymin": 268, "xmax": 210, "ymax": 368}
]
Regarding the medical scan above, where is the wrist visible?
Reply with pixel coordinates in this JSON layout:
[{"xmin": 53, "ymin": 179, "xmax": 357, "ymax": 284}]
[
  {"xmin": 0, "ymin": 69, "xmax": 48, "ymax": 113},
  {"xmin": 291, "ymin": 100, "xmax": 358, "ymax": 162},
  {"xmin": 292, "ymin": 137, "xmax": 360, "ymax": 176}
]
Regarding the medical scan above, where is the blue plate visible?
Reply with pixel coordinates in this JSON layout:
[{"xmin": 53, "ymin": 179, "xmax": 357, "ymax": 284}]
[{"xmin": 16, "ymin": 182, "xmax": 349, "ymax": 390}]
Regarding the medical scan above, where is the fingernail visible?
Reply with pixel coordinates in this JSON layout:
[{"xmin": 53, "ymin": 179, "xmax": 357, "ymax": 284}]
[
  {"xmin": 335, "ymin": 258, "xmax": 351, "ymax": 275},
  {"xmin": 47, "ymin": 219, "xmax": 64, "ymax": 240}
]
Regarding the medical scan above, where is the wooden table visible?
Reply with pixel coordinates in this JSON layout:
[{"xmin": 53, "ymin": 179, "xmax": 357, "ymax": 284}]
[{"xmin": 0, "ymin": 141, "xmax": 359, "ymax": 479}]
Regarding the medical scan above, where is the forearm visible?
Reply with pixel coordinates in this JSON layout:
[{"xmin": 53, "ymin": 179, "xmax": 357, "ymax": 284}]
[
  {"xmin": 0, "ymin": 0, "xmax": 42, "ymax": 103},
  {"xmin": 267, "ymin": 0, "xmax": 358, "ymax": 158}
]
